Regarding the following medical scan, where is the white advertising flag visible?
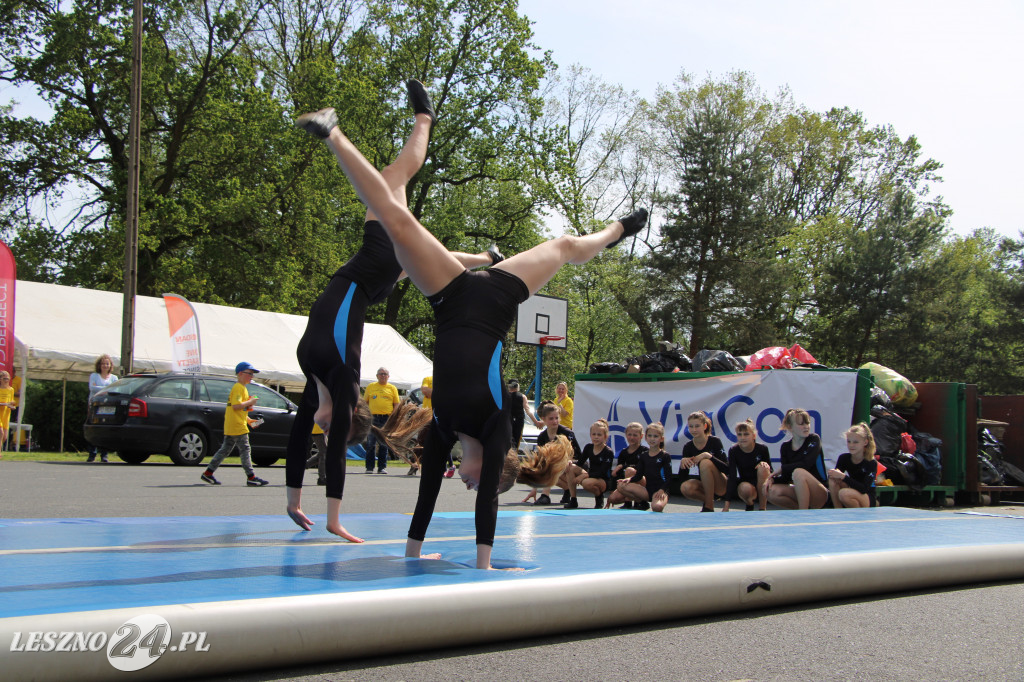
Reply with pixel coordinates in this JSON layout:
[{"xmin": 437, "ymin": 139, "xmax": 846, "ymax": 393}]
[{"xmin": 163, "ymin": 293, "xmax": 202, "ymax": 373}]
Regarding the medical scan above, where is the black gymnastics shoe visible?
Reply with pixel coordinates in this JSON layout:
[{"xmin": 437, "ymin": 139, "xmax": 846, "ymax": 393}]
[
  {"xmin": 606, "ymin": 207, "xmax": 648, "ymax": 248},
  {"xmin": 407, "ymin": 79, "xmax": 435, "ymax": 121},
  {"xmin": 487, "ymin": 243, "xmax": 504, "ymax": 265},
  {"xmin": 295, "ymin": 108, "xmax": 338, "ymax": 139}
]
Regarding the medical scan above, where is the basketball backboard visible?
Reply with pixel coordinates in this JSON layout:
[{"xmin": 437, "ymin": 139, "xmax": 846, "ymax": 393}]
[{"xmin": 515, "ymin": 294, "xmax": 567, "ymax": 349}]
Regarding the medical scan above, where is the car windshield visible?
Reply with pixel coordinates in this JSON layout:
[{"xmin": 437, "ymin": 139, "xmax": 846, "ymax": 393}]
[{"xmin": 101, "ymin": 376, "xmax": 157, "ymax": 395}]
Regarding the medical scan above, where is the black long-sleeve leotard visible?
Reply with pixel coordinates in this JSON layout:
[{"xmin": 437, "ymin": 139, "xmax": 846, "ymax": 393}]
[
  {"xmin": 578, "ymin": 443, "xmax": 614, "ymax": 485},
  {"xmin": 725, "ymin": 443, "xmax": 771, "ymax": 501},
  {"xmin": 774, "ymin": 433, "xmax": 827, "ymax": 486},
  {"xmin": 286, "ymin": 221, "xmax": 402, "ymax": 499},
  {"xmin": 408, "ymin": 267, "xmax": 530, "ymax": 548},
  {"xmin": 679, "ymin": 436, "xmax": 728, "ymax": 477},
  {"xmin": 834, "ymin": 453, "xmax": 878, "ymax": 506},
  {"xmin": 630, "ymin": 449, "xmax": 674, "ymax": 497}
]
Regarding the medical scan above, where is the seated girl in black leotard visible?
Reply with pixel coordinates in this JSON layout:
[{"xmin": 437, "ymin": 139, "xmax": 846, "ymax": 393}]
[
  {"xmin": 722, "ymin": 418, "xmax": 772, "ymax": 512},
  {"xmin": 617, "ymin": 422, "xmax": 673, "ymax": 512},
  {"xmin": 678, "ymin": 411, "xmax": 728, "ymax": 512},
  {"xmin": 827, "ymin": 422, "xmax": 879, "ymax": 508},
  {"xmin": 285, "ymin": 81, "xmax": 498, "ymax": 542},
  {"xmin": 764, "ymin": 408, "xmax": 829, "ymax": 510},
  {"xmin": 295, "ymin": 102, "xmax": 647, "ymax": 568},
  {"xmin": 564, "ymin": 418, "xmax": 615, "ymax": 509},
  {"xmin": 605, "ymin": 421, "xmax": 646, "ymax": 509}
]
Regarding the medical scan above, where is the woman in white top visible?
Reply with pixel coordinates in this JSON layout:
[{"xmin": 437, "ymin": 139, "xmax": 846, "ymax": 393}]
[{"xmin": 86, "ymin": 354, "xmax": 118, "ymax": 462}]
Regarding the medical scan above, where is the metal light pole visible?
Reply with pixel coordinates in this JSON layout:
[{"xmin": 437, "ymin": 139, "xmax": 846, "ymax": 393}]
[{"xmin": 121, "ymin": 0, "xmax": 142, "ymax": 376}]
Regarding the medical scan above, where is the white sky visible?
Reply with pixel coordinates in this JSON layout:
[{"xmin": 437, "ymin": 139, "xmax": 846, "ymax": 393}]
[{"xmin": 517, "ymin": 0, "xmax": 1024, "ymax": 238}]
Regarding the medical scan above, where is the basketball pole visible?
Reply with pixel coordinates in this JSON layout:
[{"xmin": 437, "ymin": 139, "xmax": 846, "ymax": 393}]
[{"xmin": 535, "ymin": 336, "xmax": 565, "ymax": 409}]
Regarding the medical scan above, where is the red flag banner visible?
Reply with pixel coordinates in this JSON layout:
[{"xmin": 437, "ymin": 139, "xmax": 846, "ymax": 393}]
[
  {"xmin": 0, "ymin": 241, "xmax": 16, "ymax": 377},
  {"xmin": 163, "ymin": 293, "xmax": 202, "ymax": 373}
]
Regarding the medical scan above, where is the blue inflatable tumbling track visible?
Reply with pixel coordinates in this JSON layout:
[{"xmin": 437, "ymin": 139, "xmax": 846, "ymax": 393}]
[{"xmin": 2, "ymin": 507, "xmax": 1024, "ymax": 680}]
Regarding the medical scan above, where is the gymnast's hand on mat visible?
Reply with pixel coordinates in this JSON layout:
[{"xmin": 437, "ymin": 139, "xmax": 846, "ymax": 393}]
[{"xmin": 287, "ymin": 507, "xmax": 314, "ymax": 531}]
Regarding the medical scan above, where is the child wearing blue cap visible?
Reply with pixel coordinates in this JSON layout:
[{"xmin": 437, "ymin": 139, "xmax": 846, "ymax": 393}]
[{"xmin": 200, "ymin": 361, "xmax": 268, "ymax": 486}]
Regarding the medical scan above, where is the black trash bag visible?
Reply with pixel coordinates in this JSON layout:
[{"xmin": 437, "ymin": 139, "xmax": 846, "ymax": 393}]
[
  {"xmin": 870, "ymin": 408, "xmax": 910, "ymax": 458},
  {"xmin": 629, "ymin": 353, "xmax": 676, "ymax": 373},
  {"xmin": 878, "ymin": 453, "xmax": 923, "ymax": 488},
  {"xmin": 978, "ymin": 428, "xmax": 1024, "ymax": 486},
  {"xmin": 656, "ymin": 341, "xmax": 692, "ymax": 371},
  {"xmin": 691, "ymin": 349, "xmax": 745, "ymax": 372},
  {"xmin": 978, "ymin": 451, "xmax": 1004, "ymax": 486},
  {"xmin": 589, "ymin": 362, "xmax": 627, "ymax": 374},
  {"xmin": 911, "ymin": 433, "xmax": 942, "ymax": 486},
  {"xmin": 870, "ymin": 386, "xmax": 893, "ymax": 409}
]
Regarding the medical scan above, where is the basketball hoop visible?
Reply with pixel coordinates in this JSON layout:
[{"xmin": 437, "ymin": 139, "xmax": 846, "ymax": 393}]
[{"xmin": 539, "ymin": 336, "xmax": 565, "ymax": 346}]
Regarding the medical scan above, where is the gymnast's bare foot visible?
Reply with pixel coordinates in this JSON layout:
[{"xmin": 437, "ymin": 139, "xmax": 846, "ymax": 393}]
[
  {"xmin": 417, "ymin": 552, "xmax": 442, "ymax": 560},
  {"xmin": 326, "ymin": 521, "xmax": 364, "ymax": 543}
]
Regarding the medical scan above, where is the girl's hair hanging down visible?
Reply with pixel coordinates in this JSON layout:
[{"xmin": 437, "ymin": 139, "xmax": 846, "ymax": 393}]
[
  {"xmin": 349, "ymin": 399, "xmax": 373, "ymax": 446},
  {"xmin": 502, "ymin": 434, "xmax": 574, "ymax": 492},
  {"xmin": 371, "ymin": 400, "xmax": 433, "ymax": 462}
]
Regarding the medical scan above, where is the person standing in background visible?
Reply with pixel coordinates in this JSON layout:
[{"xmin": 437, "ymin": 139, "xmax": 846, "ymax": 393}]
[
  {"xmin": 420, "ymin": 376, "xmax": 432, "ymax": 409},
  {"xmin": 0, "ymin": 371, "xmax": 15, "ymax": 454},
  {"xmin": 86, "ymin": 354, "xmax": 118, "ymax": 462},
  {"xmin": 555, "ymin": 381, "xmax": 574, "ymax": 429},
  {"xmin": 364, "ymin": 367, "xmax": 400, "ymax": 474}
]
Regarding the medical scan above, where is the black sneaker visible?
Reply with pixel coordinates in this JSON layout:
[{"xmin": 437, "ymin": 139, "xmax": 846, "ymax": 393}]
[
  {"xmin": 487, "ymin": 243, "xmax": 504, "ymax": 265},
  {"xmin": 636, "ymin": 501, "xmax": 651, "ymax": 511},
  {"xmin": 247, "ymin": 476, "xmax": 269, "ymax": 487},
  {"xmin": 317, "ymin": 477, "xmax": 327, "ymax": 486},
  {"xmin": 201, "ymin": 472, "xmax": 220, "ymax": 485},
  {"xmin": 620, "ymin": 501, "xmax": 633, "ymax": 510},
  {"xmin": 563, "ymin": 497, "xmax": 579, "ymax": 509},
  {"xmin": 594, "ymin": 494, "xmax": 604, "ymax": 508},
  {"xmin": 745, "ymin": 503, "xmax": 755, "ymax": 512},
  {"xmin": 559, "ymin": 490, "xmax": 571, "ymax": 504},
  {"xmin": 295, "ymin": 108, "xmax": 337, "ymax": 139},
  {"xmin": 407, "ymin": 79, "xmax": 435, "ymax": 121},
  {"xmin": 534, "ymin": 493, "xmax": 551, "ymax": 506},
  {"xmin": 606, "ymin": 208, "xmax": 648, "ymax": 248}
]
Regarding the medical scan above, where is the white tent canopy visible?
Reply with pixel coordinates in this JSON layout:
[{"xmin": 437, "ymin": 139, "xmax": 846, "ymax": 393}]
[{"xmin": 14, "ymin": 280, "xmax": 432, "ymax": 391}]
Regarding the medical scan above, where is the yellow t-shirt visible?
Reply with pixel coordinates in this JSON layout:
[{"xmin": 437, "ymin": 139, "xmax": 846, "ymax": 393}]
[
  {"xmin": 223, "ymin": 382, "xmax": 251, "ymax": 436},
  {"xmin": 312, "ymin": 423, "xmax": 324, "ymax": 435},
  {"xmin": 421, "ymin": 376, "xmax": 433, "ymax": 409},
  {"xmin": 0, "ymin": 386, "xmax": 12, "ymax": 429},
  {"xmin": 556, "ymin": 395, "xmax": 574, "ymax": 429},
  {"xmin": 364, "ymin": 381, "xmax": 399, "ymax": 416},
  {"xmin": 10, "ymin": 376, "xmax": 21, "ymax": 407}
]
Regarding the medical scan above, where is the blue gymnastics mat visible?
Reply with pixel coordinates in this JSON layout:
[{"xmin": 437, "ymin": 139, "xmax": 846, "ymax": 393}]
[{"xmin": 2, "ymin": 507, "xmax": 1024, "ymax": 680}]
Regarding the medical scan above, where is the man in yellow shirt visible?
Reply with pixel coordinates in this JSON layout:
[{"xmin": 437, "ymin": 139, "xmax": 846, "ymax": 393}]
[
  {"xmin": 363, "ymin": 367, "xmax": 400, "ymax": 474},
  {"xmin": 201, "ymin": 362, "xmax": 267, "ymax": 486},
  {"xmin": 555, "ymin": 381, "xmax": 574, "ymax": 429}
]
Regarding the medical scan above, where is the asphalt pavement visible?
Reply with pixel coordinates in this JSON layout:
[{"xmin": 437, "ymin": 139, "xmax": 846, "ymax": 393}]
[{"xmin": 2, "ymin": 459, "xmax": 1023, "ymax": 681}]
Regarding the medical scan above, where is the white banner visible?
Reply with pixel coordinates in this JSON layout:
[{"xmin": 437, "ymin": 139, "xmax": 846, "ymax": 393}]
[
  {"xmin": 576, "ymin": 371, "xmax": 859, "ymax": 470},
  {"xmin": 163, "ymin": 293, "xmax": 202, "ymax": 373}
]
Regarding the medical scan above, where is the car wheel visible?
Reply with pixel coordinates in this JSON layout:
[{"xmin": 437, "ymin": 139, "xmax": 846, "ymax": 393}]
[
  {"xmin": 118, "ymin": 451, "xmax": 151, "ymax": 464},
  {"xmin": 168, "ymin": 426, "xmax": 208, "ymax": 466},
  {"xmin": 252, "ymin": 454, "xmax": 278, "ymax": 467}
]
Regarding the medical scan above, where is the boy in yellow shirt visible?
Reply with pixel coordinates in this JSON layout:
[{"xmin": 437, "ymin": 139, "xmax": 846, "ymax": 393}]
[
  {"xmin": 0, "ymin": 371, "xmax": 14, "ymax": 455},
  {"xmin": 201, "ymin": 362, "xmax": 267, "ymax": 486}
]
